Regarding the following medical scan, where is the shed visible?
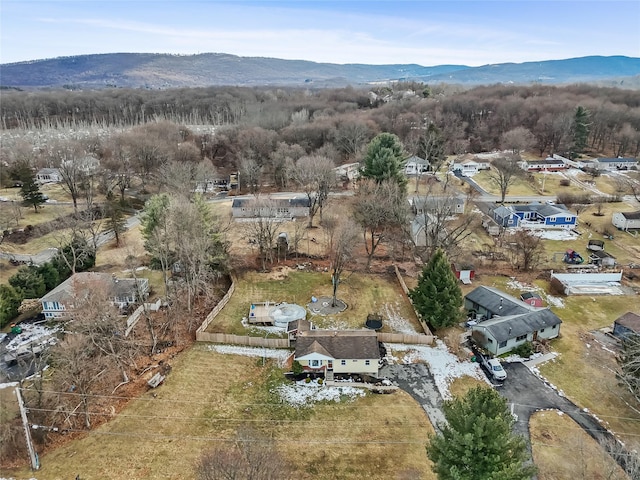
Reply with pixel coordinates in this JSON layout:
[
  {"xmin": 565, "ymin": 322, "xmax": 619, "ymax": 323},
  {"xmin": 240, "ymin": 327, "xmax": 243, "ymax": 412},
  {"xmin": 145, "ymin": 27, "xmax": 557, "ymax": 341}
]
[
  {"xmin": 520, "ymin": 292, "xmax": 544, "ymax": 308},
  {"xmin": 588, "ymin": 250, "xmax": 616, "ymax": 267},
  {"xmin": 452, "ymin": 263, "xmax": 475, "ymax": 284},
  {"xmin": 613, "ymin": 312, "xmax": 640, "ymax": 340},
  {"xmin": 612, "ymin": 211, "xmax": 640, "ymax": 231}
]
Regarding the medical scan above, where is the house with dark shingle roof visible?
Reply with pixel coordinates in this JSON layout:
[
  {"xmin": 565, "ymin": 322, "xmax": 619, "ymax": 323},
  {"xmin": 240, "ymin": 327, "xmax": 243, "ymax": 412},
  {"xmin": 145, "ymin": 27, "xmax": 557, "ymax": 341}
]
[
  {"xmin": 231, "ymin": 196, "xmax": 310, "ymax": 219},
  {"xmin": 594, "ymin": 157, "xmax": 638, "ymax": 171},
  {"xmin": 294, "ymin": 329, "xmax": 380, "ymax": 376},
  {"xmin": 613, "ymin": 312, "xmax": 640, "ymax": 340},
  {"xmin": 466, "ymin": 286, "xmax": 562, "ymax": 355},
  {"xmin": 492, "ymin": 203, "xmax": 577, "ymax": 229},
  {"xmin": 40, "ymin": 272, "xmax": 149, "ymax": 319}
]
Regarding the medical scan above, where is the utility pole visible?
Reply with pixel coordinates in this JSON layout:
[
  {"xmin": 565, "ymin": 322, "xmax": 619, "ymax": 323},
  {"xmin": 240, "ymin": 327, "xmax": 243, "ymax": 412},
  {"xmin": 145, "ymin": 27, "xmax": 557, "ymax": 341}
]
[{"xmin": 15, "ymin": 387, "xmax": 39, "ymax": 470}]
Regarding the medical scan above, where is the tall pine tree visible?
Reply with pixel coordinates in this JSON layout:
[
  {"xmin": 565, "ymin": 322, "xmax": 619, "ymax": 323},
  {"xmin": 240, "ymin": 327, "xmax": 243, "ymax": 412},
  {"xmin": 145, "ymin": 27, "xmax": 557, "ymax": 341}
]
[
  {"xmin": 427, "ymin": 387, "xmax": 536, "ymax": 480},
  {"xmin": 360, "ymin": 132, "xmax": 407, "ymax": 189},
  {"xmin": 571, "ymin": 106, "xmax": 590, "ymax": 156},
  {"xmin": 20, "ymin": 175, "xmax": 46, "ymax": 212},
  {"xmin": 409, "ymin": 249, "xmax": 462, "ymax": 329}
]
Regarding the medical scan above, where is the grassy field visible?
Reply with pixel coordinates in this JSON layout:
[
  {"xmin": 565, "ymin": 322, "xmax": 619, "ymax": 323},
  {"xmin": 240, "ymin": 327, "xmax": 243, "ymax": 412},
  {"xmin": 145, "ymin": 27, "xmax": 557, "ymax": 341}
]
[
  {"xmin": 530, "ymin": 411, "xmax": 629, "ymax": 479},
  {"xmin": 206, "ymin": 269, "xmax": 422, "ymax": 335},
  {"xmin": 472, "ymin": 170, "xmax": 539, "ymax": 197},
  {"xmin": 4, "ymin": 347, "xmax": 435, "ymax": 480}
]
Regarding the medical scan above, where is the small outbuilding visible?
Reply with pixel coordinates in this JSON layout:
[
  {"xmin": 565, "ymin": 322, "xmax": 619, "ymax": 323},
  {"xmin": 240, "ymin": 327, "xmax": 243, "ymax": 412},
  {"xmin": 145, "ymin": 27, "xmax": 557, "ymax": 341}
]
[
  {"xmin": 612, "ymin": 211, "xmax": 640, "ymax": 231},
  {"xmin": 452, "ymin": 263, "xmax": 475, "ymax": 284},
  {"xmin": 613, "ymin": 312, "xmax": 640, "ymax": 340},
  {"xmin": 588, "ymin": 250, "xmax": 616, "ymax": 267},
  {"xmin": 520, "ymin": 292, "xmax": 544, "ymax": 308}
]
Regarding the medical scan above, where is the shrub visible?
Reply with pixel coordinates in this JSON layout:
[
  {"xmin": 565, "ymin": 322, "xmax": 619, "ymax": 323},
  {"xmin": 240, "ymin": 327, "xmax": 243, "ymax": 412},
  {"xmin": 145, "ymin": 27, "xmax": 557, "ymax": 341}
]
[
  {"xmin": 317, "ymin": 378, "xmax": 323, "ymax": 385},
  {"xmin": 559, "ymin": 179, "xmax": 571, "ymax": 187},
  {"xmin": 512, "ymin": 342, "xmax": 534, "ymax": 359},
  {"xmin": 292, "ymin": 360, "xmax": 304, "ymax": 375},
  {"xmin": 305, "ymin": 377, "xmax": 311, "ymax": 384}
]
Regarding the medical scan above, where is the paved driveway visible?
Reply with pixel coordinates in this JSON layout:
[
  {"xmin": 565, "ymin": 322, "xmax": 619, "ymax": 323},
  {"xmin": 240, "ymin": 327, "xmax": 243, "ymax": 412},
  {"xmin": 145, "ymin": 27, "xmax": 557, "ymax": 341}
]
[{"xmin": 382, "ymin": 360, "xmax": 630, "ymax": 473}]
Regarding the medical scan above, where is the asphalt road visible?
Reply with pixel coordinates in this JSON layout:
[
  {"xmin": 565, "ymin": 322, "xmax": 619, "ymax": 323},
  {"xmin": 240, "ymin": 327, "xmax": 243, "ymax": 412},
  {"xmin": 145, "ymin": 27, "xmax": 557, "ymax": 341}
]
[{"xmin": 0, "ymin": 215, "xmax": 140, "ymax": 266}]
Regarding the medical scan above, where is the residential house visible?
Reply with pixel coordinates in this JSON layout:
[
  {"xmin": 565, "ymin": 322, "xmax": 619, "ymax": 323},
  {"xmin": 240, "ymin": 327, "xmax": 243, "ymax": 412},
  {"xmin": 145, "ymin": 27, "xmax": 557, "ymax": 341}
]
[
  {"xmin": 334, "ymin": 162, "xmax": 360, "ymax": 182},
  {"xmin": 451, "ymin": 158, "xmax": 481, "ymax": 177},
  {"xmin": 410, "ymin": 214, "xmax": 450, "ymax": 248},
  {"xmin": 40, "ymin": 272, "xmax": 149, "ymax": 319},
  {"xmin": 612, "ymin": 211, "xmax": 640, "ymax": 231},
  {"xmin": 492, "ymin": 203, "xmax": 577, "ymax": 229},
  {"xmin": 35, "ymin": 168, "xmax": 62, "ymax": 184},
  {"xmin": 404, "ymin": 156, "xmax": 429, "ymax": 176},
  {"xmin": 231, "ymin": 197, "xmax": 311, "ymax": 219},
  {"xmin": 588, "ymin": 250, "xmax": 616, "ymax": 267},
  {"xmin": 471, "ymin": 309, "xmax": 562, "ymax": 356},
  {"xmin": 593, "ymin": 157, "xmax": 638, "ymax": 171},
  {"xmin": 521, "ymin": 158, "xmax": 567, "ymax": 172},
  {"xmin": 613, "ymin": 312, "xmax": 640, "ymax": 340},
  {"xmin": 287, "ymin": 319, "xmax": 313, "ymax": 342},
  {"xmin": 294, "ymin": 329, "xmax": 380, "ymax": 377},
  {"xmin": 465, "ymin": 285, "xmax": 534, "ymax": 320},
  {"xmin": 411, "ymin": 195, "xmax": 466, "ymax": 215}
]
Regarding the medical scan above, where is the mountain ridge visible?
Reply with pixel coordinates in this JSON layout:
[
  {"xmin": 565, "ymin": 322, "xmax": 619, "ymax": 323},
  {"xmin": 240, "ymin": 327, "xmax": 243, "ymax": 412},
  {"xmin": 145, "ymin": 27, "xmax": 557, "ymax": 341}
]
[{"xmin": 1, "ymin": 53, "xmax": 638, "ymax": 89}]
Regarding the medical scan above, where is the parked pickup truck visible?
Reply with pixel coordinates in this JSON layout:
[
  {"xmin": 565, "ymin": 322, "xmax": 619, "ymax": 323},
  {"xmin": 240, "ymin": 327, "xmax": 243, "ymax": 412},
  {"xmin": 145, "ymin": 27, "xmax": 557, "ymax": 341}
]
[{"xmin": 481, "ymin": 356, "xmax": 507, "ymax": 382}]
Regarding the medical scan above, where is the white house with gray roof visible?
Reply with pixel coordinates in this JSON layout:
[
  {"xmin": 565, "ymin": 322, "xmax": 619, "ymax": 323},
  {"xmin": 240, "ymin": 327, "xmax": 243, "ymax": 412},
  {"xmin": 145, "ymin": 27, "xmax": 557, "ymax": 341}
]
[
  {"xmin": 612, "ymin": 211, "xmax": 640, "ymax": 231},
  {"xmin": 466, "ymin": 286, "xmax": 562, "ymax": 355},
  {"xmin": 40, "ymin": 272, "xmax": 149, "ymax": 319}
]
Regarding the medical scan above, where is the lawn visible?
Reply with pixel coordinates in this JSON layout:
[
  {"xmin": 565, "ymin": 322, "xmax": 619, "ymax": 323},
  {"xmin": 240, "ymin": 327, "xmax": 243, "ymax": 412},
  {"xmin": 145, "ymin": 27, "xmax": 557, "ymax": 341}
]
[
  {"xmin": 4, "ymin": 346, "xmax": 436, "ymax": 480},
  {"xmin": 530, "ymin": 411, "xmax": 629, "ymax": 479},
  {"xmin": 472, "ymin": 170, "xmax": 539, "ymax": 197},
  {"xmin": 206, "ymin": 269, "xmax": 422, "ymax": 335}
]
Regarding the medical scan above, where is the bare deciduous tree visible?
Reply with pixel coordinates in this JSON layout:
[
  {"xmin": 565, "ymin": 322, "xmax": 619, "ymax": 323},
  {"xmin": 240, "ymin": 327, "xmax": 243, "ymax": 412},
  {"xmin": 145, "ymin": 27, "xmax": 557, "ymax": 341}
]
[
  {"xmin": 197, "ymin": 426, "xmax": 292, "ymax": 480},
  {"xmin": 488, "ymin": 156, "xmax": 523, "ymax": 203},
  {"xmin": 352, "ymin": 179, "xmax": 408, "ymax": 270},
  {"xmin": 509, "ymin": 230, "xmax": 544, "ymax": 271},
  {"xmin": 500, "ymin": 127, "xmax": 535, "ymax": 155},
  {"xmin": 290, "ymin": 155, "xmax": 335, "ymax": 228},
  {"xmin": 239, "ymin": 157, "xmax": 263, "ymax": 194},
  {"xmin": 328, "ymin": 217, "xmax": 359, "ymax": 306},
  {"xmin": 242, "ymin": 197, "xmax": 281, "ymax": 271}
]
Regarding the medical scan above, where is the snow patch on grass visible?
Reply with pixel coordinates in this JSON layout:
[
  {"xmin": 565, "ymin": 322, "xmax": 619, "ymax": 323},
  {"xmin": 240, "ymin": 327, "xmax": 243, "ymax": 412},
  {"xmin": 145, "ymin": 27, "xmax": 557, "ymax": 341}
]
[
  {"xmin": 389, "ymin": 340, "xmax": 489, "ymax": 400},
  {"xmin": 382, "ymin": 302, "xmax": 419, "ymax": 334},
  {"xmin": 274, "ymin": 379, "xmax": 365, "ymax": 407},
  {"xmin": 206, "ymin": 344, "xmax": 291, "ymax": 366}
]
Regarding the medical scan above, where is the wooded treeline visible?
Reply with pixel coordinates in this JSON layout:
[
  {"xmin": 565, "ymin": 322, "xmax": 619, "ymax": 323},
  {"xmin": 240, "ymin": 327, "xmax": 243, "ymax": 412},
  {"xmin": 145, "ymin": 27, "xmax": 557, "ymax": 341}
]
[{"xmin": 2, "ymin": 83, "xmax": 639, "ymax": 161}]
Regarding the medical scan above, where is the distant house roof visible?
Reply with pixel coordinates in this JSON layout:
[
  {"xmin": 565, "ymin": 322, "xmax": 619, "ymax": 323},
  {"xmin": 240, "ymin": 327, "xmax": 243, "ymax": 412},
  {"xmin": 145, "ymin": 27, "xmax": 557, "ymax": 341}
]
[
  {"xmin": 620, "ymin": 211, "xmax": 640, "ymax": 220},
  {"xmin": 295, "ymin": 330, "xmax": 380, "ymax": 360},
  {"xmin": 513, "ymin": 203, "xmax": 572, "ymax": 217},
  {"xmin": 465, "ymin": 286, "xmax": 534, "ymax": 317},
  {"xmin": 478, "ymin": 309, "xmax": 562, "ymax": 343},
  {"xmin": 526, "ymin": 159, "xmax": 565, "ymax": 166},
  {"xmin": 597, "ymin": 157, "xmax": 637, "ymax": 163},
  {"xmin": 411, "ymin": 195, "xmax": 465, "ymax": 211},
  {"xmin": 36, "ymin": 168, "xmax": 60, "ymax": 175},
  {"xmin": 231, "ymin": 197, "xmax": 311, "ymax": 208},
  {"xmin": 287, "ymin": 319, "xmax": 311, "ymax": 334},
  {"xmin": 405, "ymin": 155, "xmax": 427, "ymax": 165},
  {"xmin": 41, "ymin": 272, "xmax": 143, "ymax": 304},
  {"xmin": 615, "ymin": 312, "xmax": 640, "ymax": 333}
]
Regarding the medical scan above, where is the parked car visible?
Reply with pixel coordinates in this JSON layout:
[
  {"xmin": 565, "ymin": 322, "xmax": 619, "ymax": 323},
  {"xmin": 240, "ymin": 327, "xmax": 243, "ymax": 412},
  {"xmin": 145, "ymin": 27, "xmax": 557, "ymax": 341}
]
[{"xmin": 482, "ymin": 357, "xmax": 507, "ymax": 381}]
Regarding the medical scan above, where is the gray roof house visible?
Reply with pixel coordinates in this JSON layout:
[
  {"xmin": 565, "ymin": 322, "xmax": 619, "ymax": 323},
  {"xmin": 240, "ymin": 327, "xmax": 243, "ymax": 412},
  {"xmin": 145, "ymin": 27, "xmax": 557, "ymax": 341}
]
[
  {"xmin": 612, "ymin": 211, "xmax": 640, "ymax": 231},
  {"xmin": 594, "ymin": 157, "xmax": 638, "ymax": 171},
  {"xmin": 410, "ymin": 195, "xmax": 466, "ymax": 215},
  {"xmin": 294, "ymin": 329, "xmax": 380, "ymax": 377},
  {"xmin": 35, "ymin": 168, "xmax": 62, "ymax": 184},
  {"xmin": 471, "ymin": 309, "xmax": 562, "ymax": 356},
  {"xmin": 466, "ymin": 285, "xmax": 562, "ymax": 355},
  {"xmin": 41, "ymin": 272, "xmax": 149, "ymax": 319},
  {"xmin": 231, "ymin": 197, "xmax": 311, "ymax": 219},
  {"xmin": 613, "ymin": 312, "xmax": 640, "ymax": 340}
]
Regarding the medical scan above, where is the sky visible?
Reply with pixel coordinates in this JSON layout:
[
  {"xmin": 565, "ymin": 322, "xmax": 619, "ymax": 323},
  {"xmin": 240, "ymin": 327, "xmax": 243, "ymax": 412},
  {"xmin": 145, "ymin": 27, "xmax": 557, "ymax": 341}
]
[{"xmin": 1, "ymin": 1, "xmax": 639, "ymax": 66}]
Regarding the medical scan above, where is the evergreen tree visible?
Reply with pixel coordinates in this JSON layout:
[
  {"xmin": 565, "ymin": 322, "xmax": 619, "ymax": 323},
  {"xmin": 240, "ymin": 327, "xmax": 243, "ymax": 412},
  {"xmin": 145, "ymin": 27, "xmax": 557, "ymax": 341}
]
[
  {"xmin": 427, "ymin": 387, "xmax": 536, "ymax": 480},
  {"xmin": 360, "ymin": 132, "xmax": 407, "ymax": 189},
  {"xmin": 0, "ymin": 284, "xmax": 22, "ymax": 328},
  {"xmin": 409, "ymin": 249, "xmax": 462, "ymax": 329},
  {"xmin": 37, "ymin": 262, "xmax": 61, "ymax": 290},
  {"xmin": 104, "ymin": 198, "xmax": 127, "ymax": 247},
  {"xmin": 571, "ymin": 106, "xmax": 590, "ymax": 156},
  {"xmin": 9, "ymin": 266, "xmax": 46, "ymax": 299},
  {"xmin": 20, "ymin": 175, "xmax": 46, "ymax": 212}
]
